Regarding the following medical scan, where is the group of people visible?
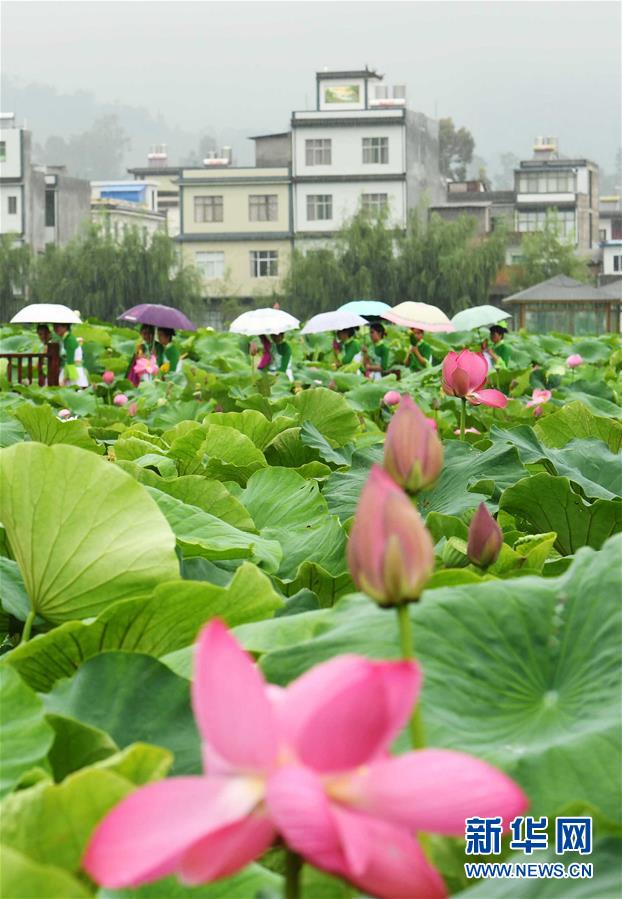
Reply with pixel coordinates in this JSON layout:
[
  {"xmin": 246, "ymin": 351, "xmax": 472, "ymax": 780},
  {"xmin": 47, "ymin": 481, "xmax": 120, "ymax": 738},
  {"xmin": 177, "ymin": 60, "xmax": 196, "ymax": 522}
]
[
  {"xmin": 250, "ymin": 322, "xmax": 511, "ymax": 383},
  {"xmin": 37, "ymin": 323, "xmax": 89, "ymax": 388}
]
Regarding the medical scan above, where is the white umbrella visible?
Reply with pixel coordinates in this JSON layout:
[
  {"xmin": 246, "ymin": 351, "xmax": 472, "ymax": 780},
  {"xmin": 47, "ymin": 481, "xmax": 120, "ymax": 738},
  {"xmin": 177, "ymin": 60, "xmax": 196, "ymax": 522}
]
[
  {"xmin": 301, "ymin": 310, "xmax": 367, "ymax": 335},
  {"xmin": 10, "ymin": 303, "xmax": 82, "ymax": 325},
  {"xmin": 229, "ymin": 308, "xmax": 299, "ymax": 336},
  {"xmin": 451, "ymin": 305, "xmax": 512, "ymax": 331},
  {"xmin": 382, "ymin": 301, "xmax": 454, "ymax": 332}
]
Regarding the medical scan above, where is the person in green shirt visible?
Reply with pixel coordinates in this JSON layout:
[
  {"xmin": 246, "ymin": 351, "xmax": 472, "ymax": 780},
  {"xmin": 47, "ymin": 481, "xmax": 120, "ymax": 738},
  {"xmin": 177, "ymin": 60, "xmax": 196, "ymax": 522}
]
[
  {"xmin": 482, "ymin": 325, "xmax": 511, "ymax": 369},
  {"xmin": 270, "ymin": 333, "xmax": 293, "ymax": 380},
  {"xmin": 405, "ymin": 327, "xmax": 433, "ymax": 371},
  {"xmin": 361, "ymin": 322, "xmax": 390, "ymax": 380},
  {"xmin": 156, "ymin": 328, "xmax": 181, "ymax": 374},
  {"xmin": 333, "ymin": 328, "xmax": 362, "ymax": 366},
  {"xmin": 53, "ymin": 323, "xmax": 87, "ymax": 386}
]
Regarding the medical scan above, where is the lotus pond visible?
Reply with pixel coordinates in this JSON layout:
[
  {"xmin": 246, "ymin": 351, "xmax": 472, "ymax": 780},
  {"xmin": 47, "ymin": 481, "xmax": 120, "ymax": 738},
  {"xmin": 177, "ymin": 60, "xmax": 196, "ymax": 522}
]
[{"xmin": 0, "ymin": 321, "xmax": 621, "ymax": 899}]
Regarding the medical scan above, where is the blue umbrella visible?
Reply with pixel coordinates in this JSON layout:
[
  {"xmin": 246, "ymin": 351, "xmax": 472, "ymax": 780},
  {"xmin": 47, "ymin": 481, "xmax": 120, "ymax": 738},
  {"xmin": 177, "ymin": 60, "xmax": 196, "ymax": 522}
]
[{"xmin": 338, "ymin": 300, "xmax": 392, "ymax": 317}]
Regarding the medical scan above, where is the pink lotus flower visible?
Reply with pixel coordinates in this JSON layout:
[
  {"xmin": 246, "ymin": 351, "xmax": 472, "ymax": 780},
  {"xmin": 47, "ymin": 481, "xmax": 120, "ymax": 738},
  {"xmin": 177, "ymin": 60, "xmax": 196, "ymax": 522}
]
[
  {"xmin": 467, "ymin": 503, "xmax": 504, "ymax": 568},
  {"xmin": 57, "ymin": 409, "xmax": 73, "ymax": 420},
  {"xmin": 102, "ymin": 370, "xmax": 115, "ymax": 385},
  {"xmin": 566, "ymin": 354, "xmax": 583, "ymax": 368},
  {"xmin": 113, "ymin": 393, "xmax": 128, "ymax": 406},
  {"xmin": 348, "ymin": 465, "xmax": 435, "ymax": 606},
  {"xmin": 383, "ymin": 390, "xmax": 402, "ymax": 406},
  {"xmin": 83, "ymin": 621, "xmax": 527, "ymax": 896},
  {"xmin": 442, "ymin": 350, "xmax": 508, "ymax": 408},
  {"xmin": 453, "ymin": 427, "xmax": 481, "ymax": 436},
  {"xmin": 134, "ymin": 355, "xmax": 159, "ymax": 376},
  {"xmin": 426, "ymin": 417, "xmax": 438, "ymax": 431},
  {"xmin": 384, "ymin": 396, "xmax": 443, "ymax": 493},
  {"xmin": 525, "ymin": 388, "xmax": 552, "ymax": 408}
]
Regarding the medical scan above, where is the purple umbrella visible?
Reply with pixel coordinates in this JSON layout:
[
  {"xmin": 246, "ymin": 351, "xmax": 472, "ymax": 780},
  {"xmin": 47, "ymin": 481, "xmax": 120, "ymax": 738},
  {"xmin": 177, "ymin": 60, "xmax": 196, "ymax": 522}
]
[{"xmin": 118, "ymin": 304, "xmax": 197, "ymax": 332}]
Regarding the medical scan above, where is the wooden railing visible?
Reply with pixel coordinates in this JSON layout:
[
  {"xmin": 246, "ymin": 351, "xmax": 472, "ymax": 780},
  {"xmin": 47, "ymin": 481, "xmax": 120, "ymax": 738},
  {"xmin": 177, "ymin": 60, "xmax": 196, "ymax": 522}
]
[{"xmin": 0, "ymin": 342, "xmax": 60, "ymax": 387}]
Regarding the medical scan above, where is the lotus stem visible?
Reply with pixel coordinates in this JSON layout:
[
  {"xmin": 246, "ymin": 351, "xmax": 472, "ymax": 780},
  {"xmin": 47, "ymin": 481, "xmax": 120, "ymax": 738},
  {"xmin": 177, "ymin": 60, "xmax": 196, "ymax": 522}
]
[
  {"xmin": 459, "ymin": 397, "xmax": 467, "ymax": 441},
  {"xmin": 396, "ymin": 604, "xmax": 426, "ymax": 749},
  {"xmin": 20, "ymin": 609, "xmax": 35, "ymax": 644},
  {"xmin": 284, "ymin": 850, "xmax": 303, "ymax": 899}
]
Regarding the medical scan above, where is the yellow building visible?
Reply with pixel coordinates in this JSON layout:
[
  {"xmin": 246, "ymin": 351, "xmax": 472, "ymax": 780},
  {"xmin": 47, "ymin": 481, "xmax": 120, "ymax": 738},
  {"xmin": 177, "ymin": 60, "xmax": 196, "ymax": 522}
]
[{"xmin": 176, "ymin": 166, "xmax": 292, "ymax": 302}]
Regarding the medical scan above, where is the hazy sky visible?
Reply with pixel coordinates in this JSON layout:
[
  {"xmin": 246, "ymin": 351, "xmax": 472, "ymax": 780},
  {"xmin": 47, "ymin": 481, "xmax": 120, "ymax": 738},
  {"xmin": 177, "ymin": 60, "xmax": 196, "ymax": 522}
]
[{"xmin": 2, "ymin": 0, "xmax": 621, "ymax": 170}]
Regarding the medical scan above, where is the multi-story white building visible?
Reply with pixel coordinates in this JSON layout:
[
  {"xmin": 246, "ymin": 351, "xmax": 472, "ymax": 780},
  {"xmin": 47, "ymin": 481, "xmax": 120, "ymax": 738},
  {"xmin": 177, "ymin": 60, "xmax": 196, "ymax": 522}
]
[
  {"xmin": 90, "ymin": 180, "xmax": 166, "ymax": 239},
  {"xmin": 1, "ymin": 114, "xmax": 90, "ymax": 252},
  {"xmin": 271, "ymin": 67, "xmax": 442, "ymax": 247}
]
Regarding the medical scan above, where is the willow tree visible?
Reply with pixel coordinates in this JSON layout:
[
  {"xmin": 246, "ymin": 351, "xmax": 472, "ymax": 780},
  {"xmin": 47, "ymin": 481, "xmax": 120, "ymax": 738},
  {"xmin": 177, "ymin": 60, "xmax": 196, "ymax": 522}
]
[
  {"xmin": 509, "ymin": 211, "xmax": 591, "ymax": 291},
  {"xmin": 0, "ymin": 235, "xmax": 32, "ymax": 322},
  {"xmin": 30, "ymin": 222, "xmax": 203, "ymax": 322}
]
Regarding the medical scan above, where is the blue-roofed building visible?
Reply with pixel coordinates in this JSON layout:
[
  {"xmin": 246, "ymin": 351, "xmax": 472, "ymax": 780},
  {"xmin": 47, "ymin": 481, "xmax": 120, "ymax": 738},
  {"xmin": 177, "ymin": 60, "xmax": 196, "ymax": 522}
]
[{"xmin": 90, "ymin": 180, "xmax": 166, "ymax": 239}]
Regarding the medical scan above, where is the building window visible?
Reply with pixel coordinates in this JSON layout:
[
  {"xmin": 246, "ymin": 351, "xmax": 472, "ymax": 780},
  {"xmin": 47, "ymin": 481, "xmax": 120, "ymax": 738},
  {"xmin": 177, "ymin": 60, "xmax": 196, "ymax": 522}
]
[
  {"xmin": 8, "ymin": 196, "xmax": 17, "ymax": 215},
  {"xmin": 249, "ymin": 194, "xmax": 278, "ymax": 222},
  {"xmin": 361, "ymin": 193, "xmax": 388, "ymax": 214},
  {"xmin": 516, "ymin": 209, "xmax": 576, "ymax": 241},
  {"xmin": 45, "ymin": 189, "xmax": 56, "ymax": 227},
  {"xmin": 599, "ymin": 229, "xmax": 608, "ymax": 242},
  {"xmin": 306, "ymin": 194, "xmax": 333, "ymax": 221},
  {"xmin": 195, "ymin": 251, "xmax": 225, "ymax": 279},
  {"xmin": 194, "ymin": 195, "xmax": 223, "ymax": 223},
  {"xmin": 362, "ymin": 137, "xmax": 389, "ymax": 164},
  {"xmin": 614, "ymin": 255, "xmax": 621, "ymax": 273},
  {"xmin": 305, "ymin": 139, "xmax": 332, "ymax": 166},
  {"xmin": 250, "ymin": 250, "xmax": 278, "ymax": 277},
  {"xmin": 517, "ymin": 172, "xmax": 576, "ymax": 193},
  {"xmin": 0, "ymin": 141, "xmax": 6, "ymax": 162}
]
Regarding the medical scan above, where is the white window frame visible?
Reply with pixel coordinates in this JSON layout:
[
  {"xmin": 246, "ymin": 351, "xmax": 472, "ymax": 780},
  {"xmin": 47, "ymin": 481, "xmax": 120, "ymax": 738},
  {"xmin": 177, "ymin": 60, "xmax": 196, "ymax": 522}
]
[
  {"xmin": 362, "ymin": 136, "xmax": 389, "ymax": 164},
  {"xmin": 361, "ymin": 193, "xmax": 389, "ymax": 214},
  {"xmin": 194, "ymin": 195, "xmax": 224, "ymax": 223},
  {"xmin": 305, "ymin": 139, "xmax": 332, "ymax": 166},
  {"xmin": 250, "ymin": 250, "xmax": 278, "ymax": 277},
  {"xmin": 249, "ymin": 194, "xmax": 278, "ymax": 222},
  {"xmin": 195, "ymin": 250, "xmax": 225, "ymax": 280},
  {"xmin": 306, "ymin": 194, "xmax": 333, "ymax": 221}
]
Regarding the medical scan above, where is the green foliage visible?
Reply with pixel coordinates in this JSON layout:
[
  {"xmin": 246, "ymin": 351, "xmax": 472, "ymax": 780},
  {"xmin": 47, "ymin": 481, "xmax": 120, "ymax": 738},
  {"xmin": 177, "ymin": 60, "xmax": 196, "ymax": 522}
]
[
  {"xmin": 510, "ymin": 210, "xmax": 592, "ymax": 290},
  {"xmin": 283, "ymin": 208, "xmax": 506, "ymax": 317},
  {"xmin": 0, "ymin": 235, "xmax": 32, "ymax": 323},
  {"xmin": 439, "ymin": 117, "xmax": 476, "ymax": 181}
]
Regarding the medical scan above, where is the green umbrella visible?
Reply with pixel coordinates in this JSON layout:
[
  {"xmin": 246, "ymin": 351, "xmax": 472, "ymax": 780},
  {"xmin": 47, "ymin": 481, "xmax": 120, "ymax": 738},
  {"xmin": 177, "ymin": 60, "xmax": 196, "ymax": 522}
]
[{"xmin": 451, "ymin": 305, "xmax": 511, "ymax": 331}]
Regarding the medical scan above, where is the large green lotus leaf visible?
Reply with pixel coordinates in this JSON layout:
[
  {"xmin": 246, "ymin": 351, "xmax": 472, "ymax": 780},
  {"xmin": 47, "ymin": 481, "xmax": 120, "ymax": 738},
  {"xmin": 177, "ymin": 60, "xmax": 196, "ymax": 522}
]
[
  {"xmin": 167, "ymin": 425, "xmax": 208, "ymax": 475},
  {"xmin": 570, "ymin": 337, "xmax": 615, "ymax": 363},
  {"xmin": 112, "ymin": 435, "xmax": 170, "ymax": 463},
  {"xmin": 534, "ymin": 401, "xmax": 622, "ymax": 452},
  {"xmin": 237, "ymin": 537, "xmax": 622, "ymax": 823},
  {"xmin": 240, "ymin": 467, "xmax": 347, "ymax": 579},
  {"xmin": 98, "ymin": 863, "xmax": 282, "ymax": 899},
  {"xmin": 89, "ymin": 742, "xmax": 173, "ymax": 787},
  {"xmin": 500, "ymin": 474, "xmax": 622, "ymax": 554},
  {"xmin": 201, "ymin": 423, "xmax": 267, "ymax": 479},
  {"xmin": 0, "ymin": 414, "xmax": 25, "ymax": 448},
  {"xmin": 275, "ymin": 561, "xmax": 355, "ymax": 608},
  {"xmin": 0, "ymin": 845, "xmax": 91, "ymax": 899},
  {"xmin": 146, "ymin": 487, "xmax": 281, "ymax": 571},
  {"xmin": 0, "ymin": 667, "xmax": 54, "ymax": 797},
  {"xmin": 6, "ymin": 563, "xmax": 283, "ymax": 692},
  {"xmin": 0, "ymin": 443, "xmax": 179, "ymax": 623},
  {"xmin": 43, "ymin": 653, "xmax": 201, "ymax": 775},
  {"xmin": 323, "ymin": 445, "xmax": 384, "ymax": 521},
  {"xmin": 492, "ymin": 427, "xmax": 622, "ymax": 500},
  {"xmin": 46, "ymin": 714, "xmax": 119, "ymax": 782},
  {"xmin": 264, "ymin": 426, "xmax": 327, "ymax": 472},
  {"xmin": 558, "ymin": 389, "xmax": 622, "ymax": 419},
  {"xmin": 13, "ymin": 403, "xmax": 103, "ymax": 453},
  {"xmin": 0, "ymin": 767, "xmax": 133, "ymax": 871},
  {"xmin": 292, "ymin": 387, "xmax": 360, "ymax": 445},
  {"xmin": 300, "ymin": 421, "xmax": 354, "ymax": 467},
  {"xmin": 204, "ymin": 409, "xmax": 295, "ymax": 450},
  {"xmin": 345, "ymin": 380, "xmax": 395, "ymax": 412},
  {"xmin": 116, "ymin": 463, "xmax": 256, "ymax": 531},
  {"xmin": 454, "ymin": 839, "xmax": 621, "ymax": 897}
]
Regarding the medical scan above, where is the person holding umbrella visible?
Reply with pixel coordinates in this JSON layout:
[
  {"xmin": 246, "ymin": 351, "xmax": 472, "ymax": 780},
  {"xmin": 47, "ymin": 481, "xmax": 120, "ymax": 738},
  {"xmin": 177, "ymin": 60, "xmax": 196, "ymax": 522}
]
[
  {"xmin": 361, "ymin": 322, "xmax": 390, "ymax": 380},
  {"xmin": 257, "ymin": 333, "xmax": 293, "ymax": 380},
  {"xmin": 127, "ymin": 325, "xmax": 157, "ymax": 385},
  {"xmin": 53, "ymin": 323, "xmax": 88, "ymax": 387},
  {"xmin": 405, "ymin": 327, "xmax": 433, "ymax": 372},
  {"xmin": 333, "ymin": 327, "xmax": 362, "ymax": 366},
  {"xmin": 156, "ymin": 327, "xmax": 181, "ymax": 374},
  {"xmin": 482, "ymin": 324, "xmax": 511, "ymax": 369}
]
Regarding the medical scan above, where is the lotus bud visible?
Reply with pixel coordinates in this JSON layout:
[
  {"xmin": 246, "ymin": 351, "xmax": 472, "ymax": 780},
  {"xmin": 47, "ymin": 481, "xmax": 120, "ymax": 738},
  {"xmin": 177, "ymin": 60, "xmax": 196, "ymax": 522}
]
[
  {"xmin": 383, "ymin": 390, "xmax": 402, "ymax": 406},
  {"xmin": 383, "ymin": 395, "xmax": 443, "ymax": 493},
  {"xmin": 566, "ymin": 354, "xmax": 583, "ymax": 368},
  {"xmin": 249, "ymin": 340, "xmax": 258, "ymax": 357},
  {"xmin": 327, "ymin": 379, "xmax": 337, "ymax": 390},
  {"xmin": 127, "ymin": 402, "xmax": 138, "ymax": 417},
  {"xmin": 467, "ymin": 503, "xmax": 503, "ymax": 568},
  {"xmin": 348, "ymin": 465, "xmax": 435, "ymax": 607},
  {"xmin": 102, "ymin": 371, "xmax": 115, "ymax": 385},
  {"xmin": 113, "ymin": 393, "xmax": 128, "ymax": 406},
  {"xmin": 57, "ymin": 408, "xmax": 73, "ymax": 420},
  {"xmin": 425, "ymin": 417, "xmax": 438, "ymax": 431}
]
